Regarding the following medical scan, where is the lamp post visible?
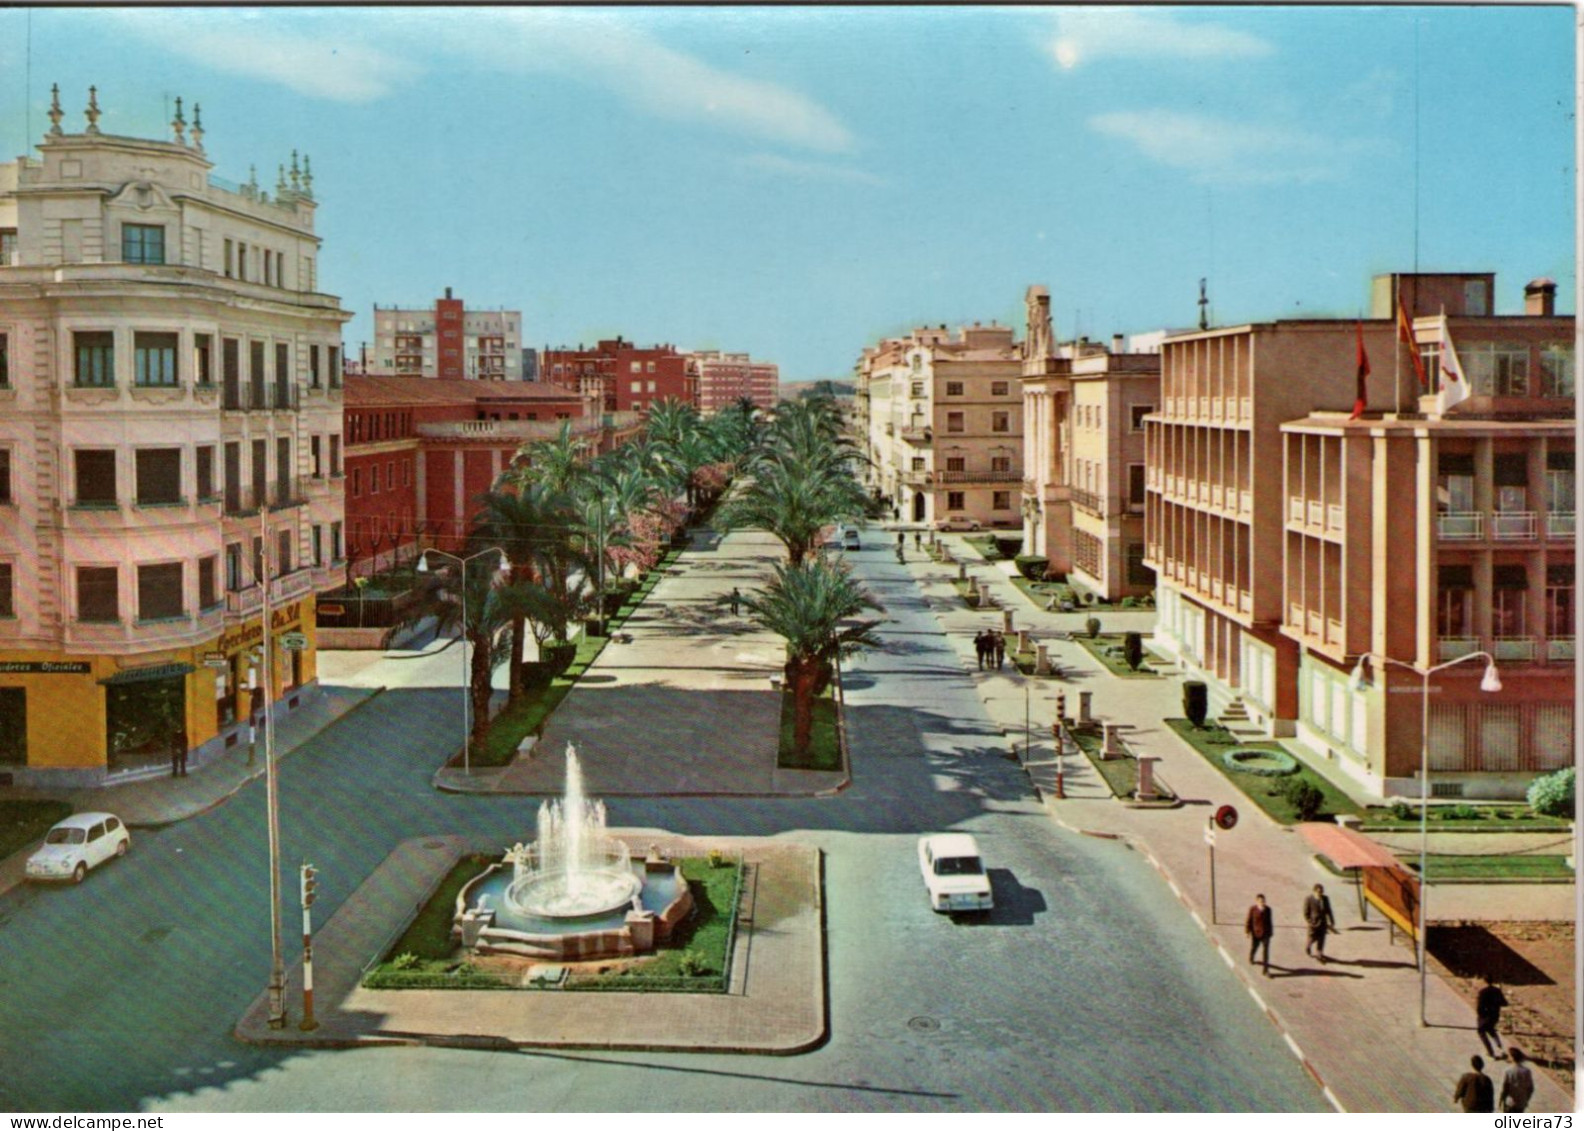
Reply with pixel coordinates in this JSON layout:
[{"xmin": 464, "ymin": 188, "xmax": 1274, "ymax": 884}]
[
  {"xmin": 1348, "ymin": 648, "xmax": 1501, "ymax": 1027},
  {"xmin": 418, "ymin": 547, "xmax": 507, "ymax": 775}
]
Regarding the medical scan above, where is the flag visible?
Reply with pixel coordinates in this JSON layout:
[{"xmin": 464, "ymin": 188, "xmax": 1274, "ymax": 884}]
[
  {"xmin": 1435, "ymin": 317, "xmax": 1471, "ymax": 413},
  {"xmin": 1397, "ymin": 297, "xmax": 1427, "ymax": 387},
  {"xmin": 1349, "ymin": 321, "xmax": 1370, "ymax": 420}
]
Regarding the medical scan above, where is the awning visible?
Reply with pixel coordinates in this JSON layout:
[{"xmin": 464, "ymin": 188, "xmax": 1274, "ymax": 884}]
[
  {"xmin": 97, "ymin": 662, "xmax": 195, "ymax": 686},
  {"xmin": 1298, "ymin": 822, "xmax": 1402, "ymax": 870}
]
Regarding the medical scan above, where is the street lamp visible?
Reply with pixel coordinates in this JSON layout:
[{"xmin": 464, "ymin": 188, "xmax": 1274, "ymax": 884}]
[
  {"xmin": 418, "ymin": 547, "xmax": 508, "ymax": 775},
  {"xmin": 1348, "ymin": 648, "xmax": 1501, "ymax": 1026}
]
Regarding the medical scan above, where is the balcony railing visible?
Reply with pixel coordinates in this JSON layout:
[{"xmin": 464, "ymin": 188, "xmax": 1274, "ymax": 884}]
[
  {"xmin": 1547, "ymin": 511, "xmax": 1575, "ymax": 539},
  {"xmin": 1437, "ymin": 636, "xmax": 1483, "ymax": 661},
  {"xmin": 1491, "ymin": 511, "xmax": 1537, "ymax": 541},
  {"xmin": 935, "ymin": 469, "xmax": 1022, "ymax": 484},
  {"xmin": 1071, "ymin": 488, "xmax": 1104, "ymax": 516},
  {"xmin": 1547, "ymin": 637, "xmax": 1575, "ymax": 662},
  {"xmin": 1436, "ymin": 511, "xmax": 1483, "ymax": 540},
  {"xmin": 1492, "ymin": 636, "xmax": 1537, "ymax": 662},
  {"xmin": 270, "ymin": 476, "xmax": 308, "ymax": 509}
]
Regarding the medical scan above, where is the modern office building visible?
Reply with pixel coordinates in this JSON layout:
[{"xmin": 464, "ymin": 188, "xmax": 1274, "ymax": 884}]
[
  {"xmin": 691, "ymin": 350, "xmax": 779, "ymax": 413},
  {"xmin": 0, "ymin": 88, "xmax": 348, "ymax": 786},
  {"xmin": 372, "ymin": 288, "xmax": 523, "ymax": 380}
]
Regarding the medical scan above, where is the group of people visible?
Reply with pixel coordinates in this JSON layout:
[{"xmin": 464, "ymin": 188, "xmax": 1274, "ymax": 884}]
[
  {"xmin": 1242, "ymin": 884, "xmax": 1338, "ymax": 977},
  {"xmin": 1453, "ymin": 978, "xmax": 1534, "ymax": 1112},
  {"xmin": 974, "ymin": 628, "xmax": 1007, "ymax": 670}
]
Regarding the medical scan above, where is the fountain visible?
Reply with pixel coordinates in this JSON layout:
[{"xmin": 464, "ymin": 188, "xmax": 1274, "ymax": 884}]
[{"xmin": 454, "ymin": 744, "xmax": 695, "ymax": 961}]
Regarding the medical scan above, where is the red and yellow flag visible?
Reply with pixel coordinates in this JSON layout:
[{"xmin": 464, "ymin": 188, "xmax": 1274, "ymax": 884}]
[{"xmin": 1397, "ymin": 297, "xmax": 1427, "ymax": 387}]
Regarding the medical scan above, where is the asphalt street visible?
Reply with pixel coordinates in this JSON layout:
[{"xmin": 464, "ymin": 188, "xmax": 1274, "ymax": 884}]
[{"xmin": 0, "ymin": 543, "xmax": 1327, "ymax": 1112}]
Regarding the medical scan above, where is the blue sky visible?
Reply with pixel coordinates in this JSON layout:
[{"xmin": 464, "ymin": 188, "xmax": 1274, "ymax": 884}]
[{"xmin": 0, "ymin": 6, "xmax": 1573, "ymax": 381}]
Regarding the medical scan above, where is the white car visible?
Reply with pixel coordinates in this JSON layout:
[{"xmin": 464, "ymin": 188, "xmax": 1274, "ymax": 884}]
[
  {"xmin": 26, "ymin": 812, "xmax": 131, "ymax": 884},
  {"xmin": 918, "ymin": 833, "xmax": 994, "ymax": 913},
  {"xmin": 934, "ymin": 516, "xmax": 982, "ymax": 532},
  {"xmin": 842, "ymin": 528, "xmax": 862, "ymax": 551}
]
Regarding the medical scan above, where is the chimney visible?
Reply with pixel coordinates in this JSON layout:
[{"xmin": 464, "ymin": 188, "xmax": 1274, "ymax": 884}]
[
  {"xmin": 1525, "ymin": 277, "xmax": 1557, "ymax": 317},
  {"xmin": 1111, "ymin": 334, "xmax": 1124, "ymax": 354},
  {"xmin": 445, "ymin": 286, "xmax": 453, "ymax": 300}
]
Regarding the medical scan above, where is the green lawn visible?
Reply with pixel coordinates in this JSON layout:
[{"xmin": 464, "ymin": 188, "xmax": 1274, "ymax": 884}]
[
  {"xmin": 778, "ymin": 686, "xmax": 840, "ymax": 771},
  {"xmin": 1164, "ymin": 718, "xmax": 1362, "ymax": 825},
  {"xmin": 468, "ymin": 631, "xmax": 612, "ymax": 768},
  {"xmin": 950, "ymin": 577, "xmax": 989, "ymax": 608},
  {"xmin": 962, "ymin": 534, "xmax": 1002, "ymax": 561},
  {"xmin": 1409, "ymin": 854, "xmax": 1573, "ymax": 882},
  {"xmin": 1070, "ymin": 632, "xmax": 1160, "ymax": 678},
  {"xmin": 1358, "ymin": 805, "xmax": 1570, "ymax": 833},
  {"xmin": 1068, "ymin": 728, "xmax": 1176, "ymax": 801},
  {"xmin": 0, "ymin": 799, "xmax": 74, "ymax": 861}
]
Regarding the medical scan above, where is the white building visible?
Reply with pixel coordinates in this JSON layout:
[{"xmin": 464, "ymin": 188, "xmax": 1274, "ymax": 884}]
[{"xmin": 372, "ymin": 288, "xmax": 523, "ymax": 380}]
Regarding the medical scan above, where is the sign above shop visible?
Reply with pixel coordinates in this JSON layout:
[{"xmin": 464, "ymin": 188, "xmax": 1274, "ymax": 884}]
[
  {"xmin": 96, "ymin": 662, "xmax": 196, "ymax": 686},
  {"xmin": 0, "ymin": 661, "xmax": 91, "ymax": 675},
  {"xmin": 201, "ymin": 651, "xmax": 229, "ymax": 670},
  {"xmin": 281, "ymin": 632, "xmax": 309, "ymax": 652}
]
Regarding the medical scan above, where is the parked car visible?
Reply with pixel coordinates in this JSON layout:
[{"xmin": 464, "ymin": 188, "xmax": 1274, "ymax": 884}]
[
  {"xmin": 842, "ymin": 528, "xmax": 862, "ymax": 551},
  {"xmin": 26, "ymin": 813, "xmax": 130, "ymax": 884},
  {"xmin": 934, "ymin": 516, "xmax": 982, "ymax": 532},
  {"xmin": 918, "ymin": 833, "xmax": 994, "ymax": 913}
]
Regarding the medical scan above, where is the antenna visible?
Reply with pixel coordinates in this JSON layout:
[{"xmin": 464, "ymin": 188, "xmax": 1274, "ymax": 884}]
[{"xmin": 1198, "ymin": 278, "xmax": 1210, "ymax": 331}]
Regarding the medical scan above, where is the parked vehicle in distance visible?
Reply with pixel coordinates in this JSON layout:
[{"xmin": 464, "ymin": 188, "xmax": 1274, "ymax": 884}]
[
  {"xmin": 918, "ymin": 833, "xmax": 994, "ymax": 913},
  {"xmin": 26, "ymin": 813, "xmax": 130, "ymax": 884},
  {"xmin": 842, "ymin": 528, "xmax": 862, "ymax": 550},
  {"xmin": 934, "ymin": 516, "xmax": 982, "ymax": 532}
]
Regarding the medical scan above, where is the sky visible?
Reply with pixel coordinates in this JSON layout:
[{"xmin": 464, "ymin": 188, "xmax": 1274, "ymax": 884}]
[{"xmin": 0, "ymin": 5, "xmax": 1574, "ymax": 382}]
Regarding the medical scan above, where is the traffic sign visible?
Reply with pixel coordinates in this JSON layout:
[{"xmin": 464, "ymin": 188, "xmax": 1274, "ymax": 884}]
[
  {"xmin": 1214, "ymin": 804, "xmax": 1240, "ymax": 831},
  {"xmin": 1204, "ymin": 825, "xmax": 1217, "ymax": 847},
  {"xmin": 280, "ymin": 632, "xmax": 309, "ymax": 652}
]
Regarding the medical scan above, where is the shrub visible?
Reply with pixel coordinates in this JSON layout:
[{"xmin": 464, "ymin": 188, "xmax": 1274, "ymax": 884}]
[
  {"xmin": 677, "ymin": 950, "xmax": 709, "ymax": 977},
  {"xmin": 1449, "ymin": 803, "xmax": 1482, "ymax": 821},
  {"xmin": 391, "ymin": 952, "xmax": 421, "ymax": 971},
  {"xmin": 1183, "ymin": 681, "xmax": 1208, "ymax": 729},
  {"xmin": 707, "ymin": 848, "xmax": 726, "ymax": 868},
  {"xmin": 1014, "ymin": 554, "xmax": 1050, "ymax": 581},
  {"xmin": 1527, "ymin": 766, "xmax": 1575, "ymax": 818},
  {"xmin": 1279, "ymin": 778, "xmax": 1325, "ymax": 822},
  {"xmin": 1085, "ymin": 616, "xmax": 1102, "ymax": 639},
  {"xmin": 1123, "ymin": 631, "xmax": 1143, "ymax": 671},
  {"xmin": 993, "ymin": 535, "xmax": 1023, "ymax": 559},
  {"xmin": 1389, "ymin": 799, "xmax": 1415, "ymax": 821}
]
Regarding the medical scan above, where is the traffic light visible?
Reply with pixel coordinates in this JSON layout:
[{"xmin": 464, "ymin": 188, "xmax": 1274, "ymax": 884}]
[{"xmin": 300, "ymin": 863, "xmax": 318, "ymax": 907}]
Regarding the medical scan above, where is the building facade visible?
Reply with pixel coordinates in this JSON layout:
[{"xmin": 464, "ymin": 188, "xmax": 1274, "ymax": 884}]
[
  {"xmin": 372, "ymin": 288, "xmax": 523, "ymax": 380},
  {"xmin": 857, "ymin": 323, "xmax": 1024, "ymax": 528},
  {"xmin": 692, "ymin": 350, "xmax": 779, "ymax": 413},
  {"xmin": 0, "ymin": 89, "xmax": 348, "ymax": 786},
  {"xmin": 542, "ymin": 338, "xmax": 697, "ymax": 413}
]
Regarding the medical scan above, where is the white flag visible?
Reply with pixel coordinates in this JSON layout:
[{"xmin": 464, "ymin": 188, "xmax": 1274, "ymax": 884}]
[{"xmin": 1436, "ymin": 317, "xmax": 1471, "ymax": 413}]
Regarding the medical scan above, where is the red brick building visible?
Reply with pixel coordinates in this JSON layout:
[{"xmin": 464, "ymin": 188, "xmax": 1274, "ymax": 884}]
[{"xmin": 541, "ymin": 338, "xmax": 697, "ymax": 413}]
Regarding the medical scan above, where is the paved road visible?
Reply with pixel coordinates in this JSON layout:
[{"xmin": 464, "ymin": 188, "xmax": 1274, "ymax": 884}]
[{"xmin": 0, "ymin": 537, "xmax": 1325, "ymax": 1112}]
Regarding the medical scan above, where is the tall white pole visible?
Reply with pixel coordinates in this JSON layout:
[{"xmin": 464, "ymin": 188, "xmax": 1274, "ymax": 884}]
[
  {"xmin": 461, "ymin": 566, "xmax": 470, "ymax": 777},
  {"xmin": 1418, "ymin": 667, "xmax": 1430, "ymax": 1027},
  {"xmin": 262, "ymin": 512, "xmax": 285, "ymax": 1028}
]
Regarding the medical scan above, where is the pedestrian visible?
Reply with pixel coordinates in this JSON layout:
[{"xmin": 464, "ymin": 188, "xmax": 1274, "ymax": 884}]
[
  {"xmin": 1476, "ymin": 976, "xmax": 1509, "ymax": 1059},
  {"xmin": 171, "ymin": 742, "xmax": 182, "ymax": 779},
  {"xmin": 729, "ymin": 587, "xmax": 741, "ymax": 616},
  {"xmin": 176, "ymin": 743, "xmax": 188, "ymax": 777},
  {"xmin": 1454, "ymin": 1055, "xmax": 1495, "ymax": 1113},
  {"xmin": 974, "ymin": 630, "xmax": 988, "ymax": 670},
  {"xmin": 993, "ymin": 631, "xmax": 1006, "ymax": 669},
  {"xmin": 914, "ymin": 531, "xmax": 922, "ymax": 551},
  {"xmin": 1500, "ymin": 1048, "xmax": 1534, "ymax": 1113},
  {"xmin": 1245, "ymin": 893, "xmax": 1274, "ymax": 977},
  {"xmin": 1302, "ymin": 883, "xmax": 1336, "ymax": 963}
]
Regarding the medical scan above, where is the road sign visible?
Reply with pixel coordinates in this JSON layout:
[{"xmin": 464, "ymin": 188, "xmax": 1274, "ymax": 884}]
[
  {"xmin": 280, "ymin": 632, "xmax": 309, "ymax": 652},
  {"xmin": 202, "ymin": 651, "xmax": 229, "ymax": 670},
  {"xmin": 1214, "ymin": 804, "xmax": 1240, "ymax": 831},
  {"xmin": 1204, "ymin": 826, "xmax": 1217, "ymax": 847}
]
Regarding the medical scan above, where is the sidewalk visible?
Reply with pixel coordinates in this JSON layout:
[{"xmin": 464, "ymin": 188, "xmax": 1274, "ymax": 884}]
[{"xmin": 907, "ymin": 535, "xmax": 1575, "ymax": 1114}]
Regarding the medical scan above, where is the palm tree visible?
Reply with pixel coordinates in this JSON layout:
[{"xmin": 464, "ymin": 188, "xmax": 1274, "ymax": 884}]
[
  {"xmin": 740, "ymin": 559, "xmax": 882, "ymax": 758},
  {"xmin": 718, "ymin": 460, "xmax": 864, "ymax": 563},
  {"xmin": 423, "ymin": 556, "xmax": 523, "ymax": 753}
]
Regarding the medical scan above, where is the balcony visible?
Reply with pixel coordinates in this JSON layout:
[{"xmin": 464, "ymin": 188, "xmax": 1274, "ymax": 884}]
[
  {"xmin": 935, "ymin": 469, "xmax": 1022, "ymax": 484},
  {"xmin": 1238, "ymin": 397, "xmax": 1252, "ymax": 421},
  {"xmin": 1306, "ymin": 610, "xmax": 1323, "ymax": 638},
  {"xmin": 1289, "ymin": 498, "xmax": 1304, "ymax": 524},
  {"xmin": 1492, "ymin": 636, "xmax": 1537, "ymax": 662},
  {"xmin": 1326, "ymin": 504, "xmax": 1344, "ymax": 532},
  {"xmin": 1071, "ymin": 487, "xmax": 1104, "ymax": 517},
  {"xmin": 899, "ymin": 426, "xmax": 932, "ymax": 445},
  {"xmin": 1307, "ymin": 500, "xmax": 1325, "ymax": 528},
  {"xmin": 223, "ymin": 569, "xmax": 314, "ymax": 618},
  {"xmin": 1547, "ymin": 637, "xmax": 1575, "ymax": 662},
  {"xmin": 1436, "ymin": 511, "xmax": 1483, "ymax": 541},
  {"xmin": 1490, "ymin": 511, "xmax": 1537, "ymax": 541},
  {"xmin": 270, "ymin": 476, "xmax": 309, "ymax": 510},
  {"xmin": 1437, "ymin": 636, "xmax": 1483, "ymax": 661},
  {"xmin": 1326, "ymin": 618, "xmax": 1343, "ymax": 645},
  {"xmin": 270, "ymin": 383, "xmax": 300, "ymax": 412},
  {"xmin": 1547, "ymin": 511, "xmax": 1575, "ymax": 539},
  {"xmin": 1210, "ymin": 485, "xmax": 1224, "ymax": 509}
]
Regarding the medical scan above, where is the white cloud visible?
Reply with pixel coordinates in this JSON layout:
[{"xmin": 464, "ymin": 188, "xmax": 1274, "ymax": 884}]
[
  {"xmin": 738, "ymin": 153, "xmax": 883, "ymax": 186},
  {"xmin": 1049, "ymin": 10, "xmax": 1273, "ymax": 70},
  {"xmin": 109, "ymin": 11, "xmax": 408, "ymax": 103},
  {"xmin": 1090, "ymin": 109, "xmax": 1358, "ymax": 185}
]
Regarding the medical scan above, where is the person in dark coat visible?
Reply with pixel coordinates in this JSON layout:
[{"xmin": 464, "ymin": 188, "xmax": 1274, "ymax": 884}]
[
  {"xmin": 1245, "ymin": 894, "xmax": 1274, "ymax": 976},
  {"xmin": 973, "ymin": 630, "xmax": 988, "ymax": 670},
  {"xmin": 1476, "ymin": 976, "xmax": 1509, "ymax": 1059},
  {"xmin": 729, "ymin": 587, "xmax": 741, "ymax": 616},
  {"xmin": 1302, "ymin": 883, "xmax": 1336, "ymax": 963},
  {"xmin": 1454, "ymin": 1055, "xmax": 1495, "ymax": 1113},
  {"xmin": 1500, "ymin": 1048, "xmax": 1535, "ymax": 1113},
  {"xmin": 992, "ymin": 631, "xmax": 1006, "ymax": 669}
]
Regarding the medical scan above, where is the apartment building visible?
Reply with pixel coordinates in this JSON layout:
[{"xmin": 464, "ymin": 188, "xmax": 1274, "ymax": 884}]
[
  {"xmin": 0, "ymin": 89, "xmax": 348, "ymax": 786},
  {"xmin": 372, "ymin": 288, "xmax": 523, "ymax": 380},
  {"xmin": 1020, "ymin": 286, "xmax": 1161, "ymax": 599},
  {"xmin": 856, "ymin": 323, "xmax": 1024, "ymax": 528},
  {"xmin": 542, "ymin": 338, "xmax": 697, "ymax": 413},
  {"xmin": 1279, "ymin": 277, "xmax": 1572, "ymax": 798},
  {"xmin": 692, "ymin": 350, "xmax": 779, "ymax": 413}
]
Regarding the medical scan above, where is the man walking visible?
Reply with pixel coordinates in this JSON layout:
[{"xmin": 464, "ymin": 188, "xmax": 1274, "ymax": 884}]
[
  {"xmin": 729, "ymin": 587, "xmax": 741, "ymax": 616},
  {"xmin": 1302, "ymin": 883, "xmax": 1336, "ymax": 963},
  {"xmin": 1476, "ymin": 976, "xmax": 1509, "ymax": 1059},
  {"xmin": 974, "ymin": 630, "xmax": 988, "ymax": 671},
  {"xmin": 992, "ymin": 631, "xmax": 1006, "ymax": 670},
  {"xmin": 1453, "ymin": 1055, "xmax": 1495, "ymax": 1112},
  {"xmin": 1500, "ymin": 1048, "xmax": 1534, "ymax": 1113},
  {"xmin": 1245, "ymin": 893, "xmax": 1274, "ymax": 977}
]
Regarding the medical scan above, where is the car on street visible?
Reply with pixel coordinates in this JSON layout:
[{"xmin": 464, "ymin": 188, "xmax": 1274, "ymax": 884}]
[
  {"xmin": 842, "ymin": 528, "xmax": 862, "ymax": 550},
  {"xmin": 918, "ymin": 833, "xmax": 994, "ymax": 913},
  {"xmin": 934, "ymin": 516, "xmax": 982, "ymax": 532},
  {"xmin": 26, "ymin": 812, "xmax": 131, "ymax": 884}
]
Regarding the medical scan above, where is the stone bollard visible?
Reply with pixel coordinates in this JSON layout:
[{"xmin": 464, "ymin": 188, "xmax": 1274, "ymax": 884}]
[
  {"xmin": 958, "ymin": 563, "xmax": 968, "ymax": 581},
  {"xmin": 1078, "ymin": 690, "xmax": 1093, "ymax": 726},
  {"xmin": 1102, "ymin": 721, "xmax": 1122, "ymax": 760},
  {"xmin": 1016, "ymin": 629, "xmax": 1030, "ymax": 654},
  {"xmin": 1002, "ymin": 608, "xmax": 1014, "ymax": 634},
  {"xmin": 1136, "ymin": 755, "xmax": 1160, "ymax": 800},
  {"xmin": 1036, "ymin": 643, "xmax": 1052, "ymax": 675},
  {"xmin": 977, "ymin": 580, "xmax": 993, "ymax": 605}
]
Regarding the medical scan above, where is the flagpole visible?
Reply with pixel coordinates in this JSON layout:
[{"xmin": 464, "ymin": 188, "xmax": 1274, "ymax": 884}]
[{"xmin": 1394, "ymin": 277, "xmax": 1404, "ymax": 414}]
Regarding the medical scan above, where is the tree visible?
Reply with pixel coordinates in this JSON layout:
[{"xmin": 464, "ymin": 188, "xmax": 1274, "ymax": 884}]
[
  {"xmin": 1528, "ymin": 766, "xmax": 1575, "ymax": 817},
  {"xmin": 718, "ymin": 459, "xmax": 867, "ymax": 563},
  {"xmin": 740, "ymin": 559, "xmax": 882, "ymax": 758},
  {"xmin": 421, "ymin": 557, "xmax": 523, "ymax": 752},
  {"xmin": 1123, "ymin": 631, "xmax": 1143, "ymax": 672}
]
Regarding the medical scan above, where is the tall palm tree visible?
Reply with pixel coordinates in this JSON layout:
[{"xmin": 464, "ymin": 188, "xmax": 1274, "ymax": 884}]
[
  {"xmin": 718, "ymin": 457, "xmax": 868, "ymax": 563},
  {"xmin": 424, "ymin": 556, "xmax": 523, "ymax": 753},
  {"xmin": 740, "ymin": 559, "xmax": 882, "ymax": 757}
]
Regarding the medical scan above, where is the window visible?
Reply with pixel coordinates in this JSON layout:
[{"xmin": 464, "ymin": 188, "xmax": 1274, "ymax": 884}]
[
  {"xmin": 1129, "ymin": 464, "xmax": 1147, "ymax": 508},
  {"xmin": 992, "ymin": 491, "xmax": 1011, "ymax": 510},
  {"xmin": 121, "ymin": 224, "xmax": 165, "ymax": 265},
  {"xmin": 237, "ymin": 241, "xmax": 248, "ymax": 282},
  {"xmin": 327, "ymin": 346, "xmax": 340, "ymax": 386},
  {"xmin": 224, "ymin": 238, "xmax": 234, "ymax": 278},
  {"xmin": 1131, "ymin": 405, "xmax": 1153, "ymax": 431},
  {"xmin": 369, "ymin": 463, "xmax": 379, "ymax": 495},
  {"xmin": 75, "ymin": 450, "xmax": 116, "ymax": 506},
  {"xmin": 275, "ymin": 342, "xmax": 290, "ymax": 389},
  {"xmin": 0, "ymin": 450, "xmax": 9, "ymax": 504},
  {"xmin": 331, "ymin": 521, "xmax": 343, "ymax": 562},
  {"xmin": 329, "ymin": 435, "xmax": 342, "ymax": 476},
  {"xmin": 1492, "ymin": 566, "xmax": 1528, "ymax": 638},
  {"xmin": 1465, "ymin": 342, "xmax": 1529, "ymax": 397},
  {"xmin": 947, "ymin": 492, "xmax": 965, "ymax": 510},
  {"xmin": 403, "ymin": 461, "xmax": 412, "ymax": 487},
  {"xmin": 309, "ymin": 344, "xmax": 321, "ymax": 388},
  {"xmin": 911, "ymin": 457, "xmax": 925, "ymax": 471},
  {"xmin": 77, "ymin": 566, "xmax": 119, "ymax": 622},
  {"xmin": 138, "ymin": 562, "xmax": 183, "ymax": 621},
  {"xmin": 991, "ymin": 381, "xmax": 1008, "ymax": 396},
  {"xmin": 647, "ymin": 381, "xmax": 656, "ymax": 393},
  {"xmin": 224, "ymin": 442, "xmax": 241, "ymax": 512},
  {"xmin": 1541, "ymin": 345, "xmax": 1574, "ymax": 397},
  {"xmin": 1546, "ymin": 563, "xmax": 1573, "ymax": 638},
  {"xmin": 136, "ymin": 448, "xmax": 182, "ymax": 506},
  {"xmin": 133, "ymin": 332, "xmax": 178, "ymax": 386},
  {"xmin": 911, "ymin": 382, "xmax": 924, "ymax": 398},
  {"xmin": 946, "ymin": 456, "xmax": 966, "ymax": 472},
  {"xmin": 386, "ymin": 461, "xmax": 394, "ymax": 490},
  {"xmin": 631, "ymin": 361, "xmax": 641, "ymax": 373},
  {"xmin": 75, "ymin": 331, "xmax": 115, "ymax": 387},
  {"xmin": 991, "ymin": 455, "xmax": 1012, "ymax": 473},
  {"xmin": 0, "ymin": 562, "xmax": 10, "ymax": 617},
  {"xmin": 630, "ymin": 380, "xmax": 642, "ymax": 393},
  {"xmin": 946, "ymin": 412, "xmax": 965, "ymax": 433},
  {"xmin": 198, "ymin": 556, "xmax": 218, "ymax": 610},
  {"xmin": 193, "ymin": 334, "xmax": 213, "ymax": 386},
  {"xmin": 311, "ymin": 525, "xmax": 323, "ymax": 568},
  {"xmin": 1464, "ymin": 279, "xmax": 1489, "ymax": 316},
  {"xmin": 222, "ymin": 337, "xmax": 240, "ymax": 406},
  {"xmin": 276, "ymin": 438, "xmax": 292, "ymax": 505},
  {"xmin": 1437, "ymin": 453, "xmax": 1475, "ymax": 512},
  {"xmin": 226, "ymin": 543, "xmax": 243, "ymax": 592},
  {"xmin": 277, "ymin": 530, "xmax": 293, "ymax": 576},
  {"xmin": 945, "ymin": 382, "xmax": 963, "ymax": 396},
  {"xmin": 0, "ymin": 228, "xmax": 16, "ymax": 264},
  {"xmin": 310, "ymin": 436, "xmax": 323, "ymax": 479},
  {"xmin": 0, "ymin": 332, "xmax": 9, "ymax": 387},
  {"xmin": 1436, "ymin": 564, "xmax": 1473, "ymax": 639},
  {"xmin": 352, "ymin": 468, "xmax": 363, "ymax": 498},
  {"xmin": 1546, "ymin": 453, "xmax": 1574, "ymax": 518},
  {"xmin": 991, "ymin": 411, "xmax": 1010, "ymax": 432}
]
